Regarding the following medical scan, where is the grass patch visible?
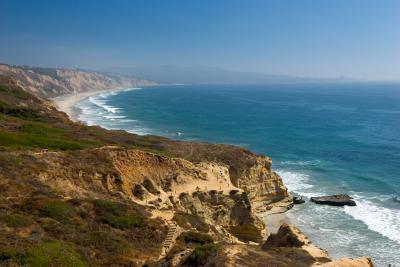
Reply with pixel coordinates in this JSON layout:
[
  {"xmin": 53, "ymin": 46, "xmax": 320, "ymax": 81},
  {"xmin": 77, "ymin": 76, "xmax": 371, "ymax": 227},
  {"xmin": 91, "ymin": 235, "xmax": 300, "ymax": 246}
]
[
  {"xmin": 42, "ymin": 220, "xmax": 77, "ymax": 239},
  {"xmin": 38, "ymin": 200, "xmax": 76, "ymax": 222},
  {"xmin": 19, "ymin": 123, "xmax": 66, "ymax": 135},
  {"xmin": 92, "ymin": 199, "xmax": 143, "ymax": 229},
  {"xmin": 92, "ymin": 199, "xmax": 126, "ymax": 216},
  {"xmin": 101, "ymin": 214, "xmax": 143, "ymax": 229},
  {"xmin": 0, "ymin": 100, "xmax": 42, "ymax": 120},
  {"xmin": 0, "ymin": 130, "xmax": 93, "ymax": 150},
  {"xmin": 0, "ymin": 84, "xmax": 31, "ymax": 99},
  {"xmin": 185, "ymin": 243, "xmax": 220, "ymax": 266},
  {"xmin": 178, "ymin": 231, "xmax": 213, "ymax": 245},
  {"xmin": 78, "ymin": 231, "xmax": 125, "ymax": 252},
  {"xmin": 1, "ymin": 241, "xmax": 86, "ymax": 267},
  {"xmin": 0, "ymin": 213, "xmax": 31, "ymax": 228}
]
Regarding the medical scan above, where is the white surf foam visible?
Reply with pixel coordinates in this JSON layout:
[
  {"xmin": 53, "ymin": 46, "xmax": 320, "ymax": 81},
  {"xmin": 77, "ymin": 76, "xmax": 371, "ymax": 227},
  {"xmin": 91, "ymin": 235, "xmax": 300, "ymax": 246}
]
[
  {"xmin": 280, "ymin": 160, "xmax": 321, "ymax": 166},
  {"xmin": 276, "ymin": 170, "xmax": 314, "ymax": 194},
  {"xmin": 88, "ymin": 96, "xmax": 121, "ymax": 113},
  {"xmin": 344, "ymin": 196, "xmax": 400, "ymax": 244},
  {"xmin": 279, "ymin": 168, "xmax": 400, "ymax": 244},
  {"xmin": 103, "ymin": 115, "xmax": 127, "ymax": 119}
]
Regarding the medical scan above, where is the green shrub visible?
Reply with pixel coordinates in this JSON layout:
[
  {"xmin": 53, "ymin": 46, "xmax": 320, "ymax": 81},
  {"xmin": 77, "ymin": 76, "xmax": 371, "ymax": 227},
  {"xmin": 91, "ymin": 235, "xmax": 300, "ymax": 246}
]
[
  {"xmin": 0, "ymin": 84, "xmax": 30, "ymax": 99},
  {"xmin": 0, "ymin": 213, "xmax": 31, "ymax": 228},
  {"xmin": 92, "ymin": 199, "xmax": 126, "ymax": 216},
  {"xmin": 42, "ymin": 220, "xmax": 77, "ymax": 238},
  {"xmin": 39, "ymin": 200, "xmax": 76, "ymax": 222},
  {"xmin": 79, "ymin": 231, "xmax": 126, "ymax": 252},
  {"xmin": 19, "ymin": 123, "xmax": 66, "ymax": 135},
  {"xmin": 102, "ymin": 214, "xmax": 143, "ymax": 229},
  {"xmin": 0, "ymin": 100, "xmax": 11, "ymax": 110},
  {"xmin": 0, "ymin": 101, "xmax": 42, "ymax": 120},
  {"xmin": 179, "ymin": 231, "xmax": 213, "ymax": 245},
  {"xmin": 0, "ymin": 131, "xmax": 91, "ymax": 150},
  {"xmin": 92, "ymin": 199, "xmax": 143, "ymax": 229},
  {"xmin": 1, "ymin": 241, "xmax": 86, "ymax": 267},
  {"xmin": 185, "ymin": 243, "xmax": 220, "ymax": 266},
  {"xmin": 0, "ymin": 84, "xmax": 8, "ymax": 92}
]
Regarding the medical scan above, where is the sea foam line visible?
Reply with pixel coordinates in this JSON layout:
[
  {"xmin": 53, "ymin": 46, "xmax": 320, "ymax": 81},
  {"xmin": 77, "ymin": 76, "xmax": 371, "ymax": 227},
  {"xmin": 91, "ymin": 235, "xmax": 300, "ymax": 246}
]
[
  {"xmin": 88, "ymin": 96, "xmax": 121, "ymax": 113},
  {"xmin": 278, "ymin": 168, "xmax": 400, "ymax": 245},
  {"xmin": 276, "ymin": 170, "xmax": 314, "ymax": 194},
  {"xmin": 344, "ymin": 196, "xmax": 400, "ymax": 244}
]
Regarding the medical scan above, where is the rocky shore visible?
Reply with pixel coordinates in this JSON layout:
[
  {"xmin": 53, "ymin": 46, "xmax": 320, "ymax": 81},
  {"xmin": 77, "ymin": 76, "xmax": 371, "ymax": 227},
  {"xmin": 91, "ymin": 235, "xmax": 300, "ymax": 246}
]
[{"xmin": 0, "ymin": 67, "xmax": 373, "ymax": 266}]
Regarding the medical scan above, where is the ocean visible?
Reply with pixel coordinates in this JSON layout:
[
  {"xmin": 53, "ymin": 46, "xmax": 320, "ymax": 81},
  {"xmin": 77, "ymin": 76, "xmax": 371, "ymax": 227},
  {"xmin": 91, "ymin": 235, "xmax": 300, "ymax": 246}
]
[{"xmin": 76, "ymin": 83, "xmax": 400, "ymax": 266}]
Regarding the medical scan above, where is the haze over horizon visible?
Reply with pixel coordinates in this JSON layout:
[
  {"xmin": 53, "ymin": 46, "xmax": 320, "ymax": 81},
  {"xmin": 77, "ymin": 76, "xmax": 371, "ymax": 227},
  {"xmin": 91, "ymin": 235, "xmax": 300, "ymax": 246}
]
[{"xmin": 1, "ymin": 0, "xmax": 399, "ymax": 81}]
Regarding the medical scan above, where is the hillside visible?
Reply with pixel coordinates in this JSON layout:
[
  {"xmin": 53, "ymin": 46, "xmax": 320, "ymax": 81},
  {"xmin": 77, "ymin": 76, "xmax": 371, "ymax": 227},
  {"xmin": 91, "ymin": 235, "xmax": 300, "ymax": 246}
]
[
  {"xmin": 103, "ymin": 65, "xmax": 358, "ymax": 85},
  {"xmin": 0, "ymin": 75, "xmax": 372, "ymax": 266},
  {"xmin": 0, "ymin": 64, "xmax": 157, "ymax": 98}
]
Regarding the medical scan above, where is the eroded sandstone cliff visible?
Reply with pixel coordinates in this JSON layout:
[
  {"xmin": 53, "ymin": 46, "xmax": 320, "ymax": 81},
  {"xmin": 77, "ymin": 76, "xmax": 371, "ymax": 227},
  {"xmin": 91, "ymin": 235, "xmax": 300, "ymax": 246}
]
[{"xmin": 0, "ymin": 64, "xmax": 157, "ymax": 98}]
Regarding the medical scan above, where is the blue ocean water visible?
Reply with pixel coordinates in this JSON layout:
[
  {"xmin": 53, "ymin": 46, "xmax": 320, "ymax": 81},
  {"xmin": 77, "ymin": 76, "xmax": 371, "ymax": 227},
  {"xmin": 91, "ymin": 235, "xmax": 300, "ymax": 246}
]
[{"xmin": 76, "ymin": 83, "xmax": 400, "ymax": 266}]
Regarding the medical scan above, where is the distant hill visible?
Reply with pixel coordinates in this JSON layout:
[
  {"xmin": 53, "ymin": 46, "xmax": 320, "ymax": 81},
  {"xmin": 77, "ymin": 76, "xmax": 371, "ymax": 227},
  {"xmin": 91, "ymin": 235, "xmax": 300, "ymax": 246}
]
[
  {"xmin": 0, "ymin": 64, "xmax": 157, "ymax": 98},
  {"xmin": 103, "ymin": 65, "xmax": 358, "ymax": 85}
]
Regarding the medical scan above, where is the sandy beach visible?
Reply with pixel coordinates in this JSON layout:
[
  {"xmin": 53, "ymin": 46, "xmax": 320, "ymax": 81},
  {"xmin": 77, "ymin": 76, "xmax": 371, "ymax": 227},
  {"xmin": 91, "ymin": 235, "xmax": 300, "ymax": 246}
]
[{"xmin": 51, "ymin": 88, "xmax": 121, "ymax": 121}]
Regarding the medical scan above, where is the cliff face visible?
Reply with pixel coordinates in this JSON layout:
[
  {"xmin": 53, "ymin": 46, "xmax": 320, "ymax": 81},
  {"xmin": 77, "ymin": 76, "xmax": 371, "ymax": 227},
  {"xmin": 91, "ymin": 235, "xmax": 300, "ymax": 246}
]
[
  {"xmin": 5, "ymin": 147, "xmax": 266, "ymax": 243},
  {"xmin": 158, "ymin": 142, "xmax": 291, "ymax": 204},
  {"xmin": 236, "ymin": 156, "xmax": 289, "ymax": 203},
  {"xmin": 0, "ymin": 64, "xmax": 157, "ymax": 98},
  {"xmin": 0, "ymin": 75, "xmax": 373, "ymax": 266}
]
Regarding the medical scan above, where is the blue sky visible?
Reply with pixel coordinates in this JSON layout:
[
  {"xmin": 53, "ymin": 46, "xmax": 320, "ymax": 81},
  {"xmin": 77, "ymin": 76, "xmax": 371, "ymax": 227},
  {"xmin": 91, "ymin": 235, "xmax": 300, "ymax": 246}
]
[{"xmin": 1, "ymin": 0, "xmax": 399, "ymax": 80}]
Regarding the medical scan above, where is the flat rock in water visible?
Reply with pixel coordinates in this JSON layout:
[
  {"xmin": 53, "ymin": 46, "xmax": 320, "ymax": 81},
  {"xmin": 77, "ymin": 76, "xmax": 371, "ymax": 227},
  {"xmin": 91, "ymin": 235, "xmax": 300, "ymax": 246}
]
[{"xmin": 310, "ymin": 194, "xmax": 356, "ymax": 206}]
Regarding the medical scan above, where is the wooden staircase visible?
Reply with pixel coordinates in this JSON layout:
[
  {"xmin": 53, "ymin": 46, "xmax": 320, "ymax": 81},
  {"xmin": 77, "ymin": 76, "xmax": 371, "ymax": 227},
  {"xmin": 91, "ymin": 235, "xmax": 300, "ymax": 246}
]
[{"xmin": 161, "ymin": 220, "xmax": 180, "ymax": 257}]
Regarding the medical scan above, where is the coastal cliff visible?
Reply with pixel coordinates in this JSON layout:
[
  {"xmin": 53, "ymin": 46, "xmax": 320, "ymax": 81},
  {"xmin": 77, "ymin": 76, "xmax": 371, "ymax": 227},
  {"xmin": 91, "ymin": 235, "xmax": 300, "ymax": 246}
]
[
  {"xmin": 0, "ymin": 73, "xmax": 373, "ymax": 266},
  {"xmin": 0, "ymin": 64, "xmax": 157, "ymax": 98}
]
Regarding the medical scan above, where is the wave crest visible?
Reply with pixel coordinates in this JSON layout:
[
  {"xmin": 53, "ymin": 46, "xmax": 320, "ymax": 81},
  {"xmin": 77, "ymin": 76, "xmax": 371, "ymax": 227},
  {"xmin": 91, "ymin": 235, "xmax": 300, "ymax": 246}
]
[{"xmin": 344, "ymin": 196, "xmax": 400, "ymax": 244}]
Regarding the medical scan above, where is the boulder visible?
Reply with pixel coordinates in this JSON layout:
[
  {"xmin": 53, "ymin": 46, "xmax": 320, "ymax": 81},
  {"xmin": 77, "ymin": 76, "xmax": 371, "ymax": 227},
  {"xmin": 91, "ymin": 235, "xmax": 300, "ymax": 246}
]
[
  {"xmin": 293, "ymin": 196, "xmax": 305, "ymax": 204},
  {"xmin": 262, "ymin": 223, "xmax": 310, "ymax": 249},
  {"xmin": 311, "ymin": 194, "xmax": 356, "ymax": 206}
]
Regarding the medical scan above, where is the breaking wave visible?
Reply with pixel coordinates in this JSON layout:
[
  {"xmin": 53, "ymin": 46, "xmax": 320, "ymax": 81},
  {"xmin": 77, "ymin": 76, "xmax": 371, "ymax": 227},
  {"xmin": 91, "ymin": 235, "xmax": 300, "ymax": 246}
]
[{"xmin": 344, "ymin": 195, "xmax": 400, "ymax": 244}]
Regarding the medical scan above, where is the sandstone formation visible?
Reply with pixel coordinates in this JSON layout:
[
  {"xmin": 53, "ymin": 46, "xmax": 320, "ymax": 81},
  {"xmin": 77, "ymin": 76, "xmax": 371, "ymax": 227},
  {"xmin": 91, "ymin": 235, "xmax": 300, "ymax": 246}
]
[
  {"xmin": 262, "ymin": 223, "xmax": 331, "ymax": 264},
  {"xmin": 7, "ymin": 147, "xmax": 266, "ymax": 243},
  {"xmin": 259, "ymin": 224, "xmax": 372, "ymax": 267}
]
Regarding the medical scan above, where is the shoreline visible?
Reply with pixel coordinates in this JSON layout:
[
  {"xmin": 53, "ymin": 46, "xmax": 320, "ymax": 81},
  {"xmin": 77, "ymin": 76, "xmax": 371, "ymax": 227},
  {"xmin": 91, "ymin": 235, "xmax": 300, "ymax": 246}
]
[
  {"xmin": 51, "ymin": 88, "xmax": 127, "ymax": 121},
  {"xmin": 48, "ymin": 86, "xmax": 380, "ymax": 263},
  {"xmin": 51, "ymin": 87, "xmax": 290, "ymax": 235}
]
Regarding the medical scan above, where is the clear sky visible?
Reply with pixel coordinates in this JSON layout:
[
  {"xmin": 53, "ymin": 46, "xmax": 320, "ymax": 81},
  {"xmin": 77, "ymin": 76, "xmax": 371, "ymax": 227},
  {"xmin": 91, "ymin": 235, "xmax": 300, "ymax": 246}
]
[{"xmin": 1, "ymin": 0, "xmax": 399, "ymax": 80}]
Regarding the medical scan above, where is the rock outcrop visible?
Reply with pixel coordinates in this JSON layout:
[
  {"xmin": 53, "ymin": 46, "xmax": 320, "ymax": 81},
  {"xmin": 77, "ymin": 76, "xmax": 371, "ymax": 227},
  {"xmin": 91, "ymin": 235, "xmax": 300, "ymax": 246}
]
[
  {"xmin": 260, "ymin": 224, "xmax": 373, "ymax": 267},
  {"xmin": 166, "ymin": 142, "xmax": 292, "ymax": 213},
  {"xmin": 175, "ymin": 190, "xmax": 266, "ymax": 242},
  {"xmin": 293, "ymin": 196, "xmax": 305, "ymax": 204},
  {"xmin": 311, "ymin": 194, "xmax": 356, "ymax": 206},
  {"xmin": 7, "ymin": 146, "xmax": 267, "ymax": 242},
  {"xmin": 262, "ymin": 223, "xmax": 331, "ymax": 264}
]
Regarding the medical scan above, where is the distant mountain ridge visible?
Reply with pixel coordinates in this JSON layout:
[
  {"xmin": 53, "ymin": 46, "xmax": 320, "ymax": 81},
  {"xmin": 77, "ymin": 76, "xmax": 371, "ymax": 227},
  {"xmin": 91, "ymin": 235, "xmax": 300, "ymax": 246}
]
[
  {"xmin": 103, "ymin": 65, "xmax": 358, "ymax": 85},
  {"xmin": 0, "ymin": 64, "xmax": 157, "ymax": 98}
]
